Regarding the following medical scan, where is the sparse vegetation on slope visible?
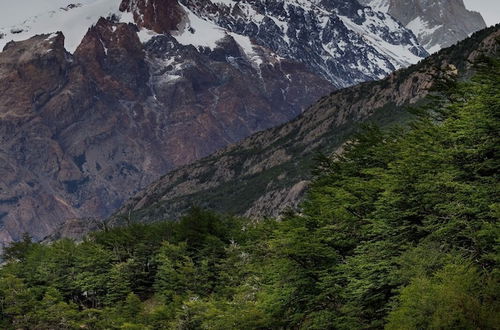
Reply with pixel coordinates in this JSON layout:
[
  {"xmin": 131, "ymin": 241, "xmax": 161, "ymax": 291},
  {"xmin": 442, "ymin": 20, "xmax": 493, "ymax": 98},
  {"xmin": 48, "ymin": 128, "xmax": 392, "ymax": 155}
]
[{"xmin": 112, "ymin": 26, "xmax": 500, "ymax": 227}]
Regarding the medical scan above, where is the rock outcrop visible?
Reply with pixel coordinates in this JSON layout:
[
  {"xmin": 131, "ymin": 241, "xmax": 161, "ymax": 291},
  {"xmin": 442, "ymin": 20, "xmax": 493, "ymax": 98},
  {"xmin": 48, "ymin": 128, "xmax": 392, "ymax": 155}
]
[
  {"xmin": 119, "ymin": 0, "xmax": 185, "ymax": 33},
  {"xmin": 74, "ymin": 18, "xmax": 149, "ymax": 99}
]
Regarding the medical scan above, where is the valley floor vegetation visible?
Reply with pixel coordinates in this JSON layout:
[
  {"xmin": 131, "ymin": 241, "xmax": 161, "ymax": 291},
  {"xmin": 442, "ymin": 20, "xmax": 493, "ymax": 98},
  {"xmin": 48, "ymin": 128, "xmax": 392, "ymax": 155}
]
[{"xmin": 1, "ymin": 58, "xmax": 499, "ymax": 329}]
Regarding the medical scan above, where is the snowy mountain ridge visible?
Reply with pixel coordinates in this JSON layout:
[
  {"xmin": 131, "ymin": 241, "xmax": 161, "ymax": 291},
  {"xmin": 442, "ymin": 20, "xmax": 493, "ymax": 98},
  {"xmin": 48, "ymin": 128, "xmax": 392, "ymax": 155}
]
[
  {"xmin": 0, "ymin": 0, "xmax": 429, "ymax": 87},
  {"xmin": 177, "ymin": 0, "xmax": 428, "ymax": 86}
]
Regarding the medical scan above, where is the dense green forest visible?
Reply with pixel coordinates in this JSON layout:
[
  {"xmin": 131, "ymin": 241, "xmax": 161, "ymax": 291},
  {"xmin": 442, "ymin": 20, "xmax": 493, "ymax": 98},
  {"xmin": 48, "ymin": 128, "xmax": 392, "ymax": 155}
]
[{"xmin": 1, "ymin": 58, "xmax": 499, "ymax": 329}]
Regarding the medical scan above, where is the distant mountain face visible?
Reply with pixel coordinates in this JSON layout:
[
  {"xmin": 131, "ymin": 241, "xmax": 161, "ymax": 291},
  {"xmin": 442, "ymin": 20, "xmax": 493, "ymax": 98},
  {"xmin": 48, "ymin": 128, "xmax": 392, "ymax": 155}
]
[
  {"xmin": 359, "ymin": 0, "xmax": 487, "ymax": 53},
  {"xmin": 0, "ymin": 0, "xmax": 430, "ymax": 244}
]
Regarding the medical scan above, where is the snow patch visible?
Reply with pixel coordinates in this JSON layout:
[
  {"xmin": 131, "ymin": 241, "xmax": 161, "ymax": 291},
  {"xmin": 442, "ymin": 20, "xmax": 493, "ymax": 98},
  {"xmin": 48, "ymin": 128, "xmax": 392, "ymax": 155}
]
[
  {"xmin": 172, "ymin": 4, "xmax": 226, "ymax": 50},
  {"xmin": 407, "ymin": 17, "xmax": 442, "ymax": 39},
  {"xmin": 229, "ymin": 33, "xmax": 264, "ymax": 67}
]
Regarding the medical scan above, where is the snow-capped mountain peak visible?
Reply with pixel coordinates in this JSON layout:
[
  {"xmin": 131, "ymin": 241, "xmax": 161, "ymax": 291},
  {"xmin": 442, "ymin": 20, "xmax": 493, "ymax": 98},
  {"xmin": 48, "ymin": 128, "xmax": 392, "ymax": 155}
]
[
  {"xmin": 176, "ymin": 0, "xmax": 428, "ymax": 86},
  {"xmin": 0, "ymin": 0, "xmax": 429, "ymax": 88}
]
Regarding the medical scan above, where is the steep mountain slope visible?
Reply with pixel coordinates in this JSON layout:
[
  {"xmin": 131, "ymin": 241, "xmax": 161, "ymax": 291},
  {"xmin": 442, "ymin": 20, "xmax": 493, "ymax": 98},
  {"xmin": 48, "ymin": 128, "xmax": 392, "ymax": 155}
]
[
  {"xmin": 111, "ymin": 26, "xmax": 500, "ymax": 227},
  {"xmin": 0, "ymin": 24, "xmax": 329, "ymax": 245},
  {"xmin": 359, "ymin": 0, "xmax": 486, "ymax": 53},
  {"xmin": 0, "ymin": 0, "xmax": 430, "ymax": 244}
]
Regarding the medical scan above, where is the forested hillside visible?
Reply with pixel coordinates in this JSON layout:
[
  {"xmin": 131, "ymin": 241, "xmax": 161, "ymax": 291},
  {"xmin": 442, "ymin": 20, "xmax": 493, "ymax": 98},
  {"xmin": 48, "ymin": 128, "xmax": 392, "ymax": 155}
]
[{"xmin": 0, "ymin": 58, "xmax": 499, "ymax": 329}]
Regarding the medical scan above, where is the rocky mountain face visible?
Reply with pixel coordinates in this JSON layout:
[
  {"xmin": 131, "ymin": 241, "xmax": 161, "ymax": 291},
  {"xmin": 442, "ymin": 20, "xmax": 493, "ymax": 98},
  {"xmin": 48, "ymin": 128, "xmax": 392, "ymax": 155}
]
[
  {"xmin": 359, "ymin": 0, "xmax": 487, "ymax": 53},
  {"xmin": 0, "ymin": 3, "xmax": 328, "ymax": 245},
  {"xmin": 0, "ymin": 0, "xmax": 430, "ymax": 245},
  {"xmin": 109, "ymin": 26, "xmax": 500, "ymax": 229}
]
